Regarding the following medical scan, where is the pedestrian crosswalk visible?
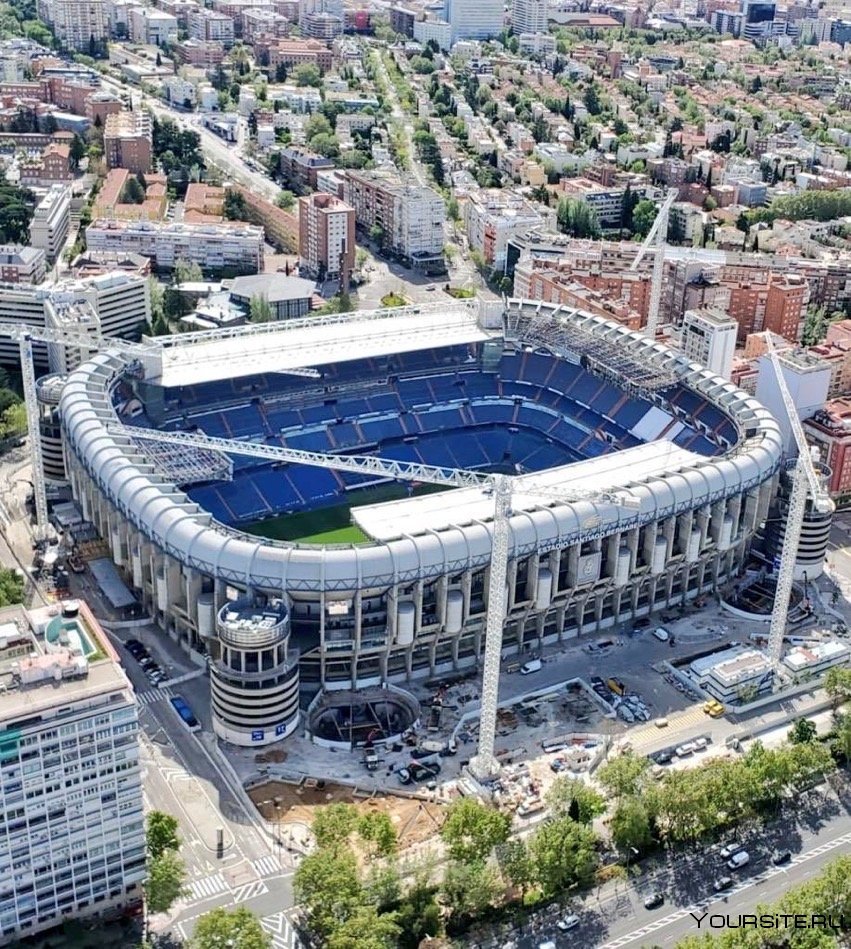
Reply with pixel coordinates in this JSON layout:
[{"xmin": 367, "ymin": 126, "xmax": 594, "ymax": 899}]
[
  {"xmin": 136, "ymin": 686, "xmax": 173, "ymax": 707},
  {"xmin": 627, "ymin": 705, "xmax": 708, "ymax": 751},
  {"xmin": 188, "ymin": 873, "xmax": 229, "ymax": 900},
  {"xmin": 233, "ymin": 880, "xmax": 268, "ymax": 904},
  {"xmin": 253, "ymin": 855, "xmax": 282, "ymax": 877}
]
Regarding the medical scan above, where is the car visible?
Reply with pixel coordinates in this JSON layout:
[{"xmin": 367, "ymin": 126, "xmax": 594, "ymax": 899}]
[
  {"xmin": 727, "ymin": 850, "xmax": 750, "ymax": 870},
  {"xmin": 693, "ymin": 737, "xmax": 709, "ymax": 751},
  {"xmin": 652, "ymin": 627, "xmax": 670, "ymax": 642},
  {"xmin": 713, "ymin": 875, "xmax": 734, "ymax": 892},
  {"xmin": 643, "ymin": 892, "xmax": 664, "ymax": 910},
  {"xmin": 675, "ymin": 743, "xmax": 696, "ymax": 757},
  {"xmin": 520, "ymin": 658, "xmax": 542, "ymax": 675},
  {"xmin": 170, "ymin": 695, "xmax": 200, "ymax": 732},
  {"xmin": 556, "ymin": 914, "xmax": 580, "ymax": 931},
  {"xmin": 654, "ymin": 717, "xmax": 669, "ymax": 728},
  {"xmin": 772, "ymin": 849, "xmax": 792, "ymax": 865},
  {"xmin": 550, "ymin": 757, "xmax": 567, "ymax": 773},
  {"xmin": 652, "ymin": 750, "xmax": 673, "ymax": 764},
  {"xmin": 719, "ymin": 842, "xmax": 742, "ymax": 860}
]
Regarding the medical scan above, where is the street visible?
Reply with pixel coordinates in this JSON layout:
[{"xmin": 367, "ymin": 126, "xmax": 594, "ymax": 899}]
[{"xmin": 508, "ymin": 780, "xmax": 851, "ymax": 949}]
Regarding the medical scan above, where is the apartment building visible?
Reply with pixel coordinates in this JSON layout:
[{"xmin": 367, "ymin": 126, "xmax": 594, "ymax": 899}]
[
  {"xmin": 723, "ymin": 268, "xmax": 808, "ymax": 341},
  {"xmin": 445, "ymin": 0, "xmax": 503, "ymax": 42},
  {"xmin": 29, "ymin": 185, "xmax": 71, "ymax": 264},
  {"xmin": 298, "ymin": 192, "xmax": 355, "ymax": 281},
  {"xmin": 0, "ymin": 245, "xmax": 46, "ymax": 284},
  {"xmin": 804, "ymin": 398, "xmax": 851, "ymax": 498},
  {"xmin": 0, "ymin": 602, "xmax": 144, "ymax": 943},
  {"xmin": 128, "ymin": 6, "xmax": 178, "ymax": 45},
  {"xmin": 39, "ymin": 0, "xmax": 108, "ymax": 51},
  {"xmin": 512, "ymin": 0, "xmax": 548, "ymax": 34},
  {"xmin": 104, "ymin": 111, "xmax": 152, "ymax": 175},
  {"xmin": 680, "ymin": 308, "xmax": 738, "ymax": 380},
  {"xmin": 188, "ymin": 7, "xmax": 235, "ymax": 45},
  {"xmin": 242, "ymin": 8, "xmax": 290, "ymax": 41},
  {"xmin": 85, "ymin": 219, "xmax": 264, "ymax": 274},
  {"xmin": 0, "ymin": 271, "xmax": 150, "ymax": 368},
  {"xmin": 268, "ymin": 39, "xmax": 334, "ymax": 72},
  {"xmin": 464, "ymin": 190, "xmax": 547, "ymax": 272},
  {"xmin": 278, "ymin": 145, "xmax": 335, "ymax": 193},
  {"xmin": 343, "ymin": 171, "xmax": 445, "ymax": 268}
]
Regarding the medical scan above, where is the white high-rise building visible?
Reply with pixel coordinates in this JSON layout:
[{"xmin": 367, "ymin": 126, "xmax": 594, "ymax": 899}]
[
  {"xmin": 680, "ymin": 308, "xmax": 737, "ymax": 381},
  {"xmin": 29, "ymin": 185, "xmax": 71, "ymax": 264},
  {"xmin": 0, "ymin": 603, "xmax": 145, "ymax": 943},
  {"xmin": 446, "ymin": 0, "xmax": 503, "ymax": 43},
  {"xmin": 39, "ymin": 0, "xmax": 108, "ymax": 51},
  {"xmin": 511, "ymin": 0, "xmax": 547, "ymax": 35}
]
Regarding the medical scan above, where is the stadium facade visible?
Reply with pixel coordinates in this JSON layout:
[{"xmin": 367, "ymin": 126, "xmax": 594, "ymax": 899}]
[{"xmin": 59, "ymin": 300, "xmax": 784, "ymax": 746}]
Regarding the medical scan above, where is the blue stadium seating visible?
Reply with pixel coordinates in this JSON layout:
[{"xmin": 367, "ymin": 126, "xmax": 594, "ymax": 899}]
[{"xmin": 178, "ymin": 346, "xmax": 728, "ymax": 525}]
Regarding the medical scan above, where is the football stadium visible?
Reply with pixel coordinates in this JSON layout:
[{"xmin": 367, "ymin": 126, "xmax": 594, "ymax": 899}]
[{"xmin": 60, "ymin": 299, "xmax": 783, "ymax": 745}]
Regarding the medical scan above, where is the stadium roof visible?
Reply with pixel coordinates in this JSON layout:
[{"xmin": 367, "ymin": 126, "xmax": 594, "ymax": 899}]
[
  {"xmin": 149, "ymin": 303, "xmax": 488, "ymax": 387},
  {"xmin": 352, "ymin": 440, "xmax": 703, "ymax": 541}
]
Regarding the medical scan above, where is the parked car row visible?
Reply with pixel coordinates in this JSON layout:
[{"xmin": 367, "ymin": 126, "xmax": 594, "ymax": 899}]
[
  {"xmin": 589, "ymin": 676, "xmax": 652, "ymax": 723},
  {"xmin": 124, "ymin": 638, "xmax": 167, "ymax": 687}
]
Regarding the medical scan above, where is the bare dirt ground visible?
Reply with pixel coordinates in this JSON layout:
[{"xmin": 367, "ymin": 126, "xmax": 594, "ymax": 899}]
[{"xmin": 248, "ymin": 780, "xmax": 446, "ymax": 849}]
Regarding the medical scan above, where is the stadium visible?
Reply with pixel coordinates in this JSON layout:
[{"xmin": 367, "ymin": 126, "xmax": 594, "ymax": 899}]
[{"xmin": 59, "ymin": 299, "xmax": 784, "ymax": 746}]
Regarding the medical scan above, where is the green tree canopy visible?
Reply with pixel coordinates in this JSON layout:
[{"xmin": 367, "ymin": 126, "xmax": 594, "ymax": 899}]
[
  {"xmin": 310, "ymin": 802, "xmax": 357, "ymax": 849},
  {"xmin": 191, "ymin": 907, "xmax": 271, "ymax": 949},
  {"xmin": 326, "ymin": 906, "xmax": 400, "ymax": 949},
  {"xmin": 294, "ymin": 846, "xmax": 364, "ymax": 939},
  {"xmin": 145, "ymin": 850, "xmax": 187, "ymax": 915},
  {"xmin": 528, "ymin": 816, "xmax": 599, "ymax": 896},
  {"xmin": 440, "ymin": 860, "xmax": 502, "ymax": 923},
  {"xmin": 249, "ymin": 294, "xmax": 274, "ymax": 323},
  {"xmin": 146, "ymin": 811, "xmax": 180, "ymax": 860},
  {"xmin": 294, "ymin": 63, "xmax": 322, "ymax": 87},
  {"xmin": 597, "ymin": 751, "xmax": 652, "ymax": 799},
  {"xmin": 545, "ymin": 777, "xmax": 606, "ymax": 824},
  {"xmin": 439, "ymin": 798, "xmax": 511, "ymax": 864},
  {"xmin": 632, "ymin": 199, "xmax": 658, "ymax": 238}
]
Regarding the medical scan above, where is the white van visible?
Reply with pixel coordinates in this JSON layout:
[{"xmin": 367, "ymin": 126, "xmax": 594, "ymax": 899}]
[
  {"xmin": 652, "ymin": 627, "xmax": 670, "ymax": 642},
  {"xmin": 520, "ymin": 658, "xmax": 542, "ymax": 675}
]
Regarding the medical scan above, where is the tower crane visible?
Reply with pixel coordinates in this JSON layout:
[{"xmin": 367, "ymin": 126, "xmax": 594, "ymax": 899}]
[
  {"xmin": 763, "ymin": 334, "xmax": 834, "ymax": 671},
  {"xmin": 629, "ymin": 188, "xmax": 678, "ymax": 341},
  {"xmin": 118, "ymin": 423, "xmax": 640, "ymax": 780}
]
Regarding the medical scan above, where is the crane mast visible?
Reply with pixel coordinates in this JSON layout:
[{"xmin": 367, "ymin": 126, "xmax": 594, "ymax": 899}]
[
  {"xmin": 764, "ymin": 335, "xmax": 834, "ymax": 670},
  {"xmin": 630, "ymin": 189, "xmax": 677, "ymax": 340}
]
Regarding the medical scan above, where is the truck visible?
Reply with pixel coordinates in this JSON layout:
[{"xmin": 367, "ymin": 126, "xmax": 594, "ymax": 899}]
[
  {"xmin": 607, "ymin": 676, "xmax": 626, "ymax": 696},
  {"xmin": 397, "ymin": 761, "xmax": 441, "ymax": 785},
  {"xmin": 363, "ymin": 747, "xmax": 380, "ymax": 771}
]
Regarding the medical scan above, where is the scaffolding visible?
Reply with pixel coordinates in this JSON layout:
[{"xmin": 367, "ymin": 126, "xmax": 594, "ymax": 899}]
[
  {"xmin": 124, "ymin": 432, "xmax": 233, "ymax": 486},
  {"xmin": 508, "ymin": 303, "xmax": 678, "ymax": 395}
]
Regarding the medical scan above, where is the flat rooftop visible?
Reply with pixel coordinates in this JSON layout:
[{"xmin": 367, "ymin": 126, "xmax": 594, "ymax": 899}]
[
  {"xmin": 148, "ymin": 303, "xmax": 488, "ymax": 387},
  {"xmin": 0, "ymin": 603, "xmax": 130, "ymax": 725},
  {"xmin": 690, "ymin": 645, "xmax": 771, "ymax": 686},
  {"xmin": 353, "ymin": 440, "xmax": 700, "ymax": 541}
]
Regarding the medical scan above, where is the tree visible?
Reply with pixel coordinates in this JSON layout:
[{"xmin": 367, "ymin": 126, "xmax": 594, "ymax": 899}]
[
  {"xmin": 310, "ymin": 132, "xmax": 339, "ymax": 159},
  {"xmin": 191, "ymin": 908, "xmax": 271, "ymax": 949},
  {"xmin": 294, "ymin": 63, "xmax": 322, "ymax": 87},
  {"xmin": 69, "ymin": 133, "xmax": 87, "ymax": 170},
  {"xmin": 0, "ymin": 567, "xmax": 24, "ymax": 607},
  {"xmin": 597, "ymin": 751, "xmax": 651, "ymax": 799},
  {"xmin": 145, "ymin": 850, "xmax": 187, "ymax": 915},
  {"xmin": 311, "ymin": 802, "xmax": 357, "ymax": 849},
  {"xmin": 632, "ymin": 199, "xmax": 658, "ymax": 238},
  {"xmin": 0, "ymin": 403, "xmax": 26, "ymax": 440},
  {"xmin": 528, "ymin": 817, "xmax": 599, "ymax": 896},
  {"xmin": 824, "ymin": 666, "xmax": 851, "ymax": 708},
  {"xmin": 545, "ymin": 777, "xmax": 606, "ymax": 824},
  {"xmin": 609, "ymin": 796, "xmax": 655, "ymax": 854},
  {"xmin": 147, "ymin": 812, "xmax": 180, "ymax": 860},
  {"xmin": 583, "ymin": 82, "xmax": 602, "ymax": 116},
  {"xmin": 363, "ymin": 863, "xmax": 401, "ymax": 910},
  {"xmin": 326, "ymin": 907, "xmax": 400, "ymax": 949},
  {"xmin": 495, "ymin": 839, "xmax": 534, "ymax": 896},
  {"xmin": 788, "ymin": 717, "xmax": 817, "ymax": 744},
  {"xmin": 394, "ymin": 880, "xmax": 441, "ymax": 949},
  {"xmin": 121, "ymin": 175, "xmax": 145, "ymax": 204},
  {"xmin": 832, "ymin": 713, "xmax": 851, "ymax": 764},
  {"xmin": 357, "ymin": 812, "xmax": 397, "ymax": 859},
  {"xmin": 440, "ymin": 860, "xmax": 502, "ymax": 923},
  {"xmin": 276, "ymin": 190, "xmax": 295, "ymax": 210},
  {"xmin": 293, "ymin": 846, "xmax": 364, "ymax": 940},
  {"xmin": 174, "ymin": 258, "xmax": 203, "ymax": 284},
  {"xmin": 440, "ymin": 798, "xmax": 511, "ymax": 864},
  {"xmin": 249, "ymin": 294, "xmax": 274, "ymax": 323},
  {"xmin": 224, "ymin": 189, "xmax": 248, "ymax": 221}
]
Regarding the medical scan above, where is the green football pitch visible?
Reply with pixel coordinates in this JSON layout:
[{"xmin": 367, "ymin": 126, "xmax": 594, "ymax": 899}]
[{"xmin": 242, "ymin": 482, "xmax": 447, "ymax": 544}]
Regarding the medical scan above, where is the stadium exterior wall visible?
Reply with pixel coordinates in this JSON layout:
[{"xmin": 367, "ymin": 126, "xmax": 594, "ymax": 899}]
[{"xmin": 59, "ymin": 300, "xmax": 784, "ymax": 741}]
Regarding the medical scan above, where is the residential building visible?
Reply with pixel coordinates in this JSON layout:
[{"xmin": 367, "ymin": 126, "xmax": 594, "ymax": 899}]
[
  {"xmin": 278, "ymin": 145, "xmax": 335, "ymax": 193},
  {"xmin": 680, "ymin": 308, "xmax": 737, "ymax": 380},
  {"xmin": 242, "ymin": 8, "xmax": 290, "ymax": 40},
  {"xmin": 445, "ymin": 0, "xmax": 503, "ymax": 42},
  {"xmin": 298, "ymin": 192, "xmax": 355, "ymax": 282},
  {"xmin": 173, "ymin": 40, "xmax": 226, "ymax": 68},
  {"xmin": 755, "ymin": 346, "xmax": 831, "ymax": 454},
  {"xmin": 268, "ymin": 39, "xmax": 334, "ymax": 72},
  {"xmin": 804, "ymin": 399, "xmax": 851, "ymax": 498},
  {"xmin": 188, "ymin": 8, "xmax": 235, "ymax": 46},
  {"xmin": 85, "ymin": 219, "xmax": 265, "ymax": 275},
  {"xmin": 512, "ymin": 0, "xmax": 548, "ymax": 34},
  {"xmin": 343, "ymin": 171, "xmax": 445, "ymax": 268},
  {"xmin": 29, "ymin": 185, "xmax": 71, "ymax": 264},
  {"xmin": 18, "ymin": 142, "xmax": 72, "ymax": 187},
  {"xmin": 413, "ymin": 19, "xmax": 452, "ymax": 49},
  {"xmin": 40, "ymin": 0, "xmax": 108, "ymax": 51},
  {"xmin": 0, "ymin": 245, "xmax": 46, "ymax": 284},
  {"xmin": 464, "ymin": 190, "xmax": 547, "ymax": 272},
  {"xmin": 128, "ymin": 6, "xmax": 178, "ymax": 45},
  {"xmin": 390, "ymin": 6, "xmax": 416, "ymax": 35},
  {"xmin": 0, "ymin": 602, "xmax": 144, "ymax": 943},
  {"xmin": 104, "ymin": 111, "xmax": 152, "ymax": 174}
]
